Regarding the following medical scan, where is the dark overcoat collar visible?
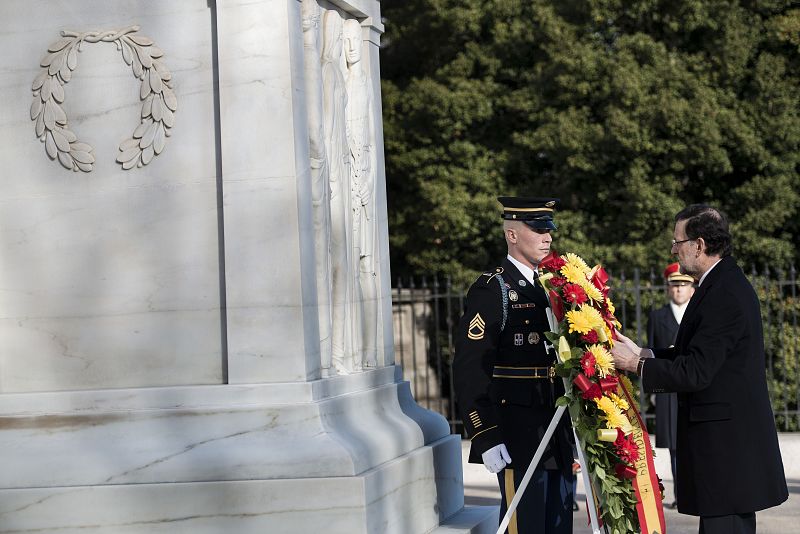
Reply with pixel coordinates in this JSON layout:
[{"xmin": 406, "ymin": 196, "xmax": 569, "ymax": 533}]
[{"xmin": 675, "ymin": 255, "xmax": 737, "ymax": 345}]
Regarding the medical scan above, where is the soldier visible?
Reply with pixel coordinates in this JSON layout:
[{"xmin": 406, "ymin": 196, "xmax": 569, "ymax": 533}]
[
  {"xmin": 454, "ymin": 197, "xmax": 574, "ymax": 534},
  {"xmin": 647, "ymin": 262, "xmax": 695, "ymax": 509}
]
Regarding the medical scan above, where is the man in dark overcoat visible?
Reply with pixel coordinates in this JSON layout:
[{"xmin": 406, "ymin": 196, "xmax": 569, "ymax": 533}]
[
  {"xmin": 647, "ymin": 262, "xmax": 695, "ymax": 508},
  {"xmin": 612, "ymin": 204, "xmax": 788, "ymax": 534},
  {"xmin": 453, "ymin": 197, "xmax": 574, "ymax": 534}
]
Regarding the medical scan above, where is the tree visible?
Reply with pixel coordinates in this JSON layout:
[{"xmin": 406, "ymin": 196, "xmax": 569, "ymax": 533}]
[{"xmin": 380, "ymin": 1, "xmax": 800, "ymax": 287}]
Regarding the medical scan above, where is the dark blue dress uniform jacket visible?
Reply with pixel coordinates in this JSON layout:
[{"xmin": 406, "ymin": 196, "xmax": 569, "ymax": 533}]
[
  {"xmin": 647, "ymin": 305, "xmax": 679, "ymax": 449},
  {"xmin": 453, "ymin": 258, "xmax": 573, "ymax": 475},
  {"xmin": 644, "ymin": 256, "xmax": 788, "ymax": 516}
]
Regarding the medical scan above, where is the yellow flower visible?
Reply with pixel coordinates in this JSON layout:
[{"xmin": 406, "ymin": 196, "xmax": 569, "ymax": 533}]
[
  {"xmin": 619, "ymin": 375, "xmax": 640, "ymax": 410},
  {"xmin": 588, "ymin": 344, "xmax": 615, "ymax": 377},
  {"xmin": 560, "ymin": 262, "xmax": 587, "ymax": 284},
  {"xmin": 608, "ymin": 392, "xmax": 629, "ymax": 412},
  {"xmin": 566, "ymin": 307, "xmax": 605, "ymax": 335},
  {"xmin": 596, "ymin": 396, "xmax": 633, "ymax": 432},
  {"xmin": 596, "ymin": 326, "xmax": 608, "ymax": 343},
  {"xmin": 602, "ymin": 325, "xmax": 614, "ymax": 346},
  {"xmin": 564, "ymin": 252, "xmax": 592, "ymax": 276},
  {"xmin": 579, "ymin": 279, "xmax": 604, "ymax": 303},
  {"xmin": 605, "ymin": 296, "xmax": 616, "ymax": 316}
]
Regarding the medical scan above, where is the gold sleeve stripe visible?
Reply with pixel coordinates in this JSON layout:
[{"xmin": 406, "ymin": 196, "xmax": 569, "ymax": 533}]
[
  {"xmin": 469, "ymin": 314, "xmax": 486, "ymax": 328},
  {"xmin": 469, "ymin": 425, "xmax": 498, "ymax": 440}
]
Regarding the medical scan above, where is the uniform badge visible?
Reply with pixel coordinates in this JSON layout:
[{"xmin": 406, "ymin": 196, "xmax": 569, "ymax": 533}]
[
  {"xmin": 519, "ymin": 279, "xmax": 527, "ymax": 287},
  {"xmin": 514, "ymin": 333, "xmax": 524, "ymax": 346},
  {"xmin": 528, "ymin": 332, "xmax": 540, "ymax": 345},
  {"xmin": 467, "ymin": 313, "xmax": 485, "ymax": 340},
  {"xmin": 508, "ymin": 290, "xmax": 518, "ymax": 301}
]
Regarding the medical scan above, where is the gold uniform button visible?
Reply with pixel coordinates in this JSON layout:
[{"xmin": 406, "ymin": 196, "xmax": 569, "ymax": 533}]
[
  {"xmin": 501, "ymin": 399, "xmax": 507, "ymax": 405},
  {"xmin": 525, "ymin": 320, "xmax": 530, "ymax": 324}
]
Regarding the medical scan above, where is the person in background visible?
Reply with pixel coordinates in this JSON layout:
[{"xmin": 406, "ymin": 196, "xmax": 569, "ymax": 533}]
[{"xmin": 647, "ymin": 262, "xmax": 695, "ymax": 509}]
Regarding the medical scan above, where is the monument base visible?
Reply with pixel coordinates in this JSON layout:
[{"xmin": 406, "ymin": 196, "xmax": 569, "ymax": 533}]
[{"xmin": 0, "ymin": 367, "xmax": 488, "ymax": 533}]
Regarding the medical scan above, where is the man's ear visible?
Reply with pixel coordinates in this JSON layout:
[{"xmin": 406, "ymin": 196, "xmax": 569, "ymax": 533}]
[
  {"xmin": 695, "ymin": 237, "xmax": 706, "ymax": 255},
  {"xmin": 505, "ymin": 228, "xmax": 516, "ymax": 243}
]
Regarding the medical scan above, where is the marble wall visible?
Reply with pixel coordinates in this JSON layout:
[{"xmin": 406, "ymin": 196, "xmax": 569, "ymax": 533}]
[
  {"xmin": 0, "ymin": 0, "xmax": 223, "ymax": 392},
  {"xmin": 0, "ymin": 0, "xmax": 393, "ymax": 391},
  {"xmin": 0, "ymin": 1, "xmax": 481, "ymax": 532}
]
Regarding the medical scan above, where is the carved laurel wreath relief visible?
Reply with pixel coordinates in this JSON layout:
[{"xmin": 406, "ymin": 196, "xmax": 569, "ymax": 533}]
[{"xmin": 30, "ymin": 26, "xmax": 177, "ymax": 172}]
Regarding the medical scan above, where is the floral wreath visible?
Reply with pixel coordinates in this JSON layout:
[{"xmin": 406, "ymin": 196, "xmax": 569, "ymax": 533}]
[
  {"xmin": 30, "ymin": 26, "xmax": 176, "ymax": 172},
  {"xmin": 539, "ymin": 251, "xmax": 665, "ymax": 534}
]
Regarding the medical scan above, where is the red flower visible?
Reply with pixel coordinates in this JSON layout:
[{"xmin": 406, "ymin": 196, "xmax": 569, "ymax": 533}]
[
  {"xmin": 614, "ymin": 429, "xmax": 640, "ymax": 463},
  {"xmin": 550, "ymin": 276, "xmax": 567, "ymax": 288},
  {"xmin": 580, "ymin": 330, "xmax": 599, "ymax": 344},
  {"xmin": 581, "ymin": 383, "xmax": 602, "ymax": 400},
  {"xmin": 539, "ymin": 250, "xmax": 566, "ymax": 271},
  {"xmin": 549, "ymin": 290, "xmax": 565, "ymax": 321},
  {"xmin": 580, "ymin": 351, "xmax": 597, "ymax": 378},
  {"xmin": 563, "ymin": 283, "xmax": 588, "ymax": 305}
]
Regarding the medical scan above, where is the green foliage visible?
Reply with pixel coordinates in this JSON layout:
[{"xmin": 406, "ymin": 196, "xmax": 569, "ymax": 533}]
[
  {"xmin": 753, "ymin": 272, "xmax": 800, "ymax": 431},
  {"xmin": 381, "ymin": 1, "xmax": 800, "ymax": 287}
]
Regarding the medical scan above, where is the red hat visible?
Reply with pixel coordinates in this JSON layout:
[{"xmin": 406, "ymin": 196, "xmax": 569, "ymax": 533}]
[{"xmin": 663, "ymin": 262, "xmax": 694, "ymax": 284}]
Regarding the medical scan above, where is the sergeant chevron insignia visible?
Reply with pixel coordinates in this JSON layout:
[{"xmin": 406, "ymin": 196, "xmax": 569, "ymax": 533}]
[{"xmin": 467, "ymin": 313, "xmax": 485, "ymax": 340}]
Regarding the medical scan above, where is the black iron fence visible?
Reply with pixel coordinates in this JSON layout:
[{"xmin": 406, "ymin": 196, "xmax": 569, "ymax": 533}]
[{"xmin": 392, "ymin": 267, "xmax": 800, "ymax": 435}]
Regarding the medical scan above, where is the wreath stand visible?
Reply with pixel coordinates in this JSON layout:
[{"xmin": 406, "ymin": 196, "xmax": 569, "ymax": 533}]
[
  {"xmin": 494, "ymin": 406, "xmax": 603, "ymax": 534},
  {"xmin": 495, "ymin": 308, "xmax": 604, "ymax": 534}
]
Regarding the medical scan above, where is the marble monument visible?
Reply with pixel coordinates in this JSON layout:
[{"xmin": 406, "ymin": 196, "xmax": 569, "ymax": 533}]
[{"xmin": 0, "ymin": 0, "xmax": 495, "ymax": 532}]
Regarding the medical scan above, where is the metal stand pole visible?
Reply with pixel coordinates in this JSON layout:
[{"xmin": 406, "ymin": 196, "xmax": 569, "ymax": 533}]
[
  {"xmin": 574, "ymin": 428, "xmax": 603, "ymax": 534},
  {"xmin": 494, "ymin": 407, "xmax": 603, "ymax": 534}
]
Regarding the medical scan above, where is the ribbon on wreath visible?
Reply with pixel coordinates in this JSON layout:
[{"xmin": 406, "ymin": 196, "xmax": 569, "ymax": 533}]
[{"xmin": 618, "ymin": 379, "xmax": 666, "ymax": 534}]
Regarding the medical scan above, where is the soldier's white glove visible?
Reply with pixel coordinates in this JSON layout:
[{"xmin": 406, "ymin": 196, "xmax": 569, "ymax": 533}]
[{"xmin": 481, "ymin": 443, "xmax": 512, "ymax": 473}]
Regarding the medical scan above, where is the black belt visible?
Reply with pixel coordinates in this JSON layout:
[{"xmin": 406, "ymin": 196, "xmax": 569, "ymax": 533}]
[{"xmin": 492, "ymin": 365, "xmax": 555, "ymax": 379}]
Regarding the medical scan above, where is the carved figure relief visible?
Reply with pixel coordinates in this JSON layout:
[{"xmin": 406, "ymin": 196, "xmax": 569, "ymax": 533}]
[
  {"xmin": 302, "ymin": 0, "xmax": 334, "ymax": 373},
  {"xmin": 321, "ymin": 10, "xmax": 359, "ymax": 374},
  {"xmin": 30, "ymin": 26, "xmax": 176, "ymax": 172},
  {"xmin": 344, "ymin": 19, "xmax": 378, "ymax": 369}
]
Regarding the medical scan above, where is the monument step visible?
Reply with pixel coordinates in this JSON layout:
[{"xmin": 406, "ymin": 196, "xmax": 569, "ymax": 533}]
[{"xmin": 431, "ymin": 505, "xmax": 500, "ymax": 534}]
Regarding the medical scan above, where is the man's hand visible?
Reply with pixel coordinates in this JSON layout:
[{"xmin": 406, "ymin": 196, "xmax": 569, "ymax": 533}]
[
  {"xmin": 611, "ymin": 333, "xmax": 644, "ymax": 373},
  {"xmin": 481, "ymin": 443, "xmax": 512, "ymax": 473}
]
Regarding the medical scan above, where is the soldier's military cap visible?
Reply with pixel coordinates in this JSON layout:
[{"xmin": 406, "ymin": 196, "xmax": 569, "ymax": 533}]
[
  {"xmin": 663, "ymin": 262, "xmax": 694, "ymax": 284},
  {"xmin": 497, "ymin": 196, "xmax": 559, "ymax": 230}
]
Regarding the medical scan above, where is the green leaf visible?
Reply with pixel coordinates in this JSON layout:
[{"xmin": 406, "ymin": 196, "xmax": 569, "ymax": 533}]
[
  {"xmin": 595, "ymin": 465, "xmax": 606, "ymax": 480},
  {"xmin": 544, "ymin": 331, "xmax": 560, "ymax": 344}
]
